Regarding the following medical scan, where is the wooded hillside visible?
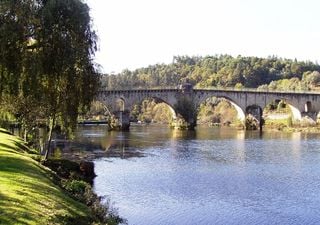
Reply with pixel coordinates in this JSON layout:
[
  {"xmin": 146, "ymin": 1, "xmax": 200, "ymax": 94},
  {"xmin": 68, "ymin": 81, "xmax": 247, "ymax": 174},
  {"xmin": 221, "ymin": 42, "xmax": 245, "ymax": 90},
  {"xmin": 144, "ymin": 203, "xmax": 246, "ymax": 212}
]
[{"xmin": 102, "ymin": 55, "xmax": 320, "ymax": 91}]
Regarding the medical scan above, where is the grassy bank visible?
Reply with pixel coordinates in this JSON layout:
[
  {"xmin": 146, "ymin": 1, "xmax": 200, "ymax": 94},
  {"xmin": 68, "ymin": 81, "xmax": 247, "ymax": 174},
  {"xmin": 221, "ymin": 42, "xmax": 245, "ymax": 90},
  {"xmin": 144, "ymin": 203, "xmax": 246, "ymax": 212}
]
[{"xmin": 0, "ymin": 129, "xmax": 93, "ymax": 225}]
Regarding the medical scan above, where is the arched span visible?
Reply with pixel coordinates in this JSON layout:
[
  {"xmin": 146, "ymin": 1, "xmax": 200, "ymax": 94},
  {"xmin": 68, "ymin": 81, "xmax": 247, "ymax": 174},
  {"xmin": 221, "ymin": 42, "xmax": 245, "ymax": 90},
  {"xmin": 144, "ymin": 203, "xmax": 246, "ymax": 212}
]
[
  {"xmin": 131, "ymin": 97, "xmax": 177, "ymax": 120},
  {"xmin": 263, "ymin": 99, "xmax": 302, "ymax": 123},
  {"xmin": 196, "ymin": 95, "xmax": 246, "ymax": 123},
  {"xmin": 91, "ymin": 101, "xmax": 112, "ymax": 117},
  {"xmin": 230, "ymin": 101, "xmax": 246, "ymax": 122},
  {"xmin": 115, "ymin": 97, "xmax": 125, "ymax": 111},
  {"xmin": 287, "ymin": 104, "xmax": 302, "ymax": 121}
]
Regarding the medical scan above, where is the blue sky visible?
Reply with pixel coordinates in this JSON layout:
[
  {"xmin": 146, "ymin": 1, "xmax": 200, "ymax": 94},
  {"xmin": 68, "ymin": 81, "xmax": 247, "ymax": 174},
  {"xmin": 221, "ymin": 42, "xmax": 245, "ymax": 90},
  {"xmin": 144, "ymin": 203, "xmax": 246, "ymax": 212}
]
[{"xmin": 86, "ymin": 0, "xmax": 320, "ymax": 73}]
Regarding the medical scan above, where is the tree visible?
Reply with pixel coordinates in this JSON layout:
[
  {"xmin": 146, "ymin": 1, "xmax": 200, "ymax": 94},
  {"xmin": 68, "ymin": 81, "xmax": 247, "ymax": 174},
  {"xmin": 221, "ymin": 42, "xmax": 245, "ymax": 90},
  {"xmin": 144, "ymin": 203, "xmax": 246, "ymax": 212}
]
[
  {"xmin": 0, "ymin": 0, "xmax": 99, "ymax": 159},
  {"xmin": 0, "ymin": 0, "xmax": 46, "ymax": 140},
  {"xmin": 38, "ymin": 0, "xmax": 99, "ymax": 159}
]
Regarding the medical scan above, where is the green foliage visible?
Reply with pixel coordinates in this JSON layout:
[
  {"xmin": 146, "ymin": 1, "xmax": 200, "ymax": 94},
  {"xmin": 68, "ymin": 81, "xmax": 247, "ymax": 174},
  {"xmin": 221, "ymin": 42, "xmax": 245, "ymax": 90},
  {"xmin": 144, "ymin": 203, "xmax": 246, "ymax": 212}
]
[
  {"xmin": 264, "ymin": 116, "xmax": 292, "ymax": 130},
  {"xmin": 234, "ymin": 82, "xmax": 244, "ymax": 89},
  {"xmin": 0, "ymin": 0, "xmax": 99, "ymax": 144},
  {"xmin": 277, "ymin": 100, "xmax": 286, "ymax": 111},
  {"xmin": 0, "ymin": 129, "xmax": 93, "ymax": 225},
  {"xmin": 0, "ymin": 130, "xmax": 125, "ymax": 225},
  {"xmin": 101, "ymin": 55, "xmax": 320, "ymax": 90},
  {"xmin": 64, "ymin": 180, "xmax": 89, "ymax": 197},
  {"xmin": 130, "ymin": 99, "xmax": 172, "ymax": 123},
  {"xmin": 198, "ymin": 97, "xmax": 237, "ymax": 125}
]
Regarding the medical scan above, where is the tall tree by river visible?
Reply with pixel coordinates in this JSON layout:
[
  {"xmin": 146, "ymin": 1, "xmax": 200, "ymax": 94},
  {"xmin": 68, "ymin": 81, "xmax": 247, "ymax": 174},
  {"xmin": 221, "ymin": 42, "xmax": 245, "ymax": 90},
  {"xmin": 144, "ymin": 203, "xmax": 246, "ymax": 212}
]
[{"xmin": 0, "ymin": 0, "xmax": 99, "ymax": 158}]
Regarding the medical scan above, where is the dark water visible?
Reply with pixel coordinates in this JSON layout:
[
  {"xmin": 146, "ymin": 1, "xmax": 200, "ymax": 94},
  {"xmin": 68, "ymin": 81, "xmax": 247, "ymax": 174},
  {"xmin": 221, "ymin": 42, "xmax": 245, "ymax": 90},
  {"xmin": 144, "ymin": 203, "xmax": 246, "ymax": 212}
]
[{"xmin": 76, "ymin": 124, "xmax": 320, "ymax": 225}]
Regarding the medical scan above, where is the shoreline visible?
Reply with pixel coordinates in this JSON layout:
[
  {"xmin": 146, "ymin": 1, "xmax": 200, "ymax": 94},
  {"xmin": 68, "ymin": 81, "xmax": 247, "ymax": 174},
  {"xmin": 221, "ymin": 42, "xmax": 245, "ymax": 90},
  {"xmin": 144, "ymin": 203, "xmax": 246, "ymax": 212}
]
[{"xmin": 0, "ymin": 128, "xmax": 124, "ymax": 225}]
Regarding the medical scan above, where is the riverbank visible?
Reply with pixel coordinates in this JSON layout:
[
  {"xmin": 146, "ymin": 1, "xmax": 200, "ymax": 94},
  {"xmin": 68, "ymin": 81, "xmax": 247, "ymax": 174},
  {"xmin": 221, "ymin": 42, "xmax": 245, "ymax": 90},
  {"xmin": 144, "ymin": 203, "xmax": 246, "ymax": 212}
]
[{"xmin": 0, "ymin": 128, "xmax": 122, "ymax": 225}]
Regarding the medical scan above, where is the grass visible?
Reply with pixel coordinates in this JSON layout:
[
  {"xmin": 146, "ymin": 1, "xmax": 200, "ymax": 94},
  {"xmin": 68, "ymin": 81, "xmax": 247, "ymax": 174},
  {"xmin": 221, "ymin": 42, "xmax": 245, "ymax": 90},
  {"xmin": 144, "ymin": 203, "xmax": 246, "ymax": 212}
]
[
  {"xmin": 264, "ymin": 116, "xmax": 292, "ymax": 129},
  {"xmin": 0, "ymin": 129, "xmax": 93, "ymax": 225}
]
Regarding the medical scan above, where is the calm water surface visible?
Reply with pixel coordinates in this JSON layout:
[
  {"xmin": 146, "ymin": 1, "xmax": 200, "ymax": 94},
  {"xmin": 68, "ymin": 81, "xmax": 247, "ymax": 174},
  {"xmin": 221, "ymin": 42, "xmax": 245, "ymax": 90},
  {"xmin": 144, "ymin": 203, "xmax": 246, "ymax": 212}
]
[{"xmin": 76, "ymin": 125, "xmax": 320, "ymax": 225}]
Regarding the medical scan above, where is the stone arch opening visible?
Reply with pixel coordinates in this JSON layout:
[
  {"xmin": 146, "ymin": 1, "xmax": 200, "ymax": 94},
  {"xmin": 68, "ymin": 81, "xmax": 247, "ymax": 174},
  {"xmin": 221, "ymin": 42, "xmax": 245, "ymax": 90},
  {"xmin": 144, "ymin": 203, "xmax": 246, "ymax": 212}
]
[
  {"xmin": 246, "ymin": 105, "xmax": 263, "ymax": 130},
  {"xmin": 287, "ymin": 104, "xmax": 302, "ymax": 122},
  {"xmin": 197, "ymin": 96, "xmax": 245, "ymax": 127},
  {"xmin": 116, "ymin": 98, "xmax": 125, "ymax": 112},
  {"xmin": 305, "ymin": 101, "xmax": 312, "ymax": 113},
  {"xmin": 130, "ymin": 97, "xmax": 177, "ymax": 124},
  {"xmin": 84, "ymin": 100, "xmax": 112, "ymax": 121},
  {"xmin": 263, "ymin": 99, "xmax": 301, "ymax": 127}
]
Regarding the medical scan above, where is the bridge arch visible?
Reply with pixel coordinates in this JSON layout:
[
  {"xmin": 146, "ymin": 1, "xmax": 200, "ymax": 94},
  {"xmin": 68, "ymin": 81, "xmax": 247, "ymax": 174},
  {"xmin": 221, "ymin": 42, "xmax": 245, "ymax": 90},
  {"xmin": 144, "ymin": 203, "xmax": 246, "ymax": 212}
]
[
  {"xmin": 262, "ymin": 98, "xmax": 302, "ymax": 126},
  {"xmin": 97, "ymin": 89, "xmax": 320, "ymax": 130},
  {"xmin": 115, "ymin": 97, "xmax": 125, "ymax": 112},
  {"xmin": 195, "ymin": 94, "xmax": 246, "ymax": 125},
  {"xmin": 130, "ymin": 97, "xmax": 177, "ymax": 122},
  {"xmin": 286, "ymin": 103, "xmax": 302, "ymax": 122}
]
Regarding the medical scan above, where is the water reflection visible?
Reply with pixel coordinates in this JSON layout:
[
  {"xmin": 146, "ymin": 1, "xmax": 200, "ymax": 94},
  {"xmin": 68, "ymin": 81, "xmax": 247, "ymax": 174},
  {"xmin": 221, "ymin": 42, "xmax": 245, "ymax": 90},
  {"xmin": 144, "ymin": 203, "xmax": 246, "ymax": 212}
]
[
  {"xmin": 89, "ymin": 125, "xmax": 320, "ymax": 225},
  {"xmin": 12, "ymin": 119, "xmax": 317, "ymax": 204},
  {"xmin": 73, "ymin": 125, "xmax": 312, "ymax": 163}
]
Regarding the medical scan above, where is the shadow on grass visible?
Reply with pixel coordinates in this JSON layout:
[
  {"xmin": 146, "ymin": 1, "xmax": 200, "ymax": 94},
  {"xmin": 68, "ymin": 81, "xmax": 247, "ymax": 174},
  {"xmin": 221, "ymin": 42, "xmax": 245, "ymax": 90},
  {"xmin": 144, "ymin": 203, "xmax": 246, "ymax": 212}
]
[
  {"xmin": 13, "ymin": 140, "xmax": 32, "ymax": 153},
  {"xmin": 0, "ymin": 132, "xmax": 96, "ymax": 225},
  {"xmin": 0, "ymin": 134, "xmax": 35, "ymax": 154},
  {"xmin": 0, "ymin": 190, "xmax": 33, "ymax": 225},
  {"xmin": 0, "ymin": 164, "xmax": 93, "ymax": 225},
  {"xmin": 0, "ymin": 191, "xmax": 91, "ymax": 225},
  {"xmin": 0, "ymin": 155, "xmax": 45, "ymax": 179}
]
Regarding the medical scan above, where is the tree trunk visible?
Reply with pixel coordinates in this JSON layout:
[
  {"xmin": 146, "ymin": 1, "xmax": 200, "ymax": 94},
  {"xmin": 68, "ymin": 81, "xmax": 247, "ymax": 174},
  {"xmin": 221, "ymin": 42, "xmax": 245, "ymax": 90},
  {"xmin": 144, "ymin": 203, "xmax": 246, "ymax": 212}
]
[
  {"xmin": 23, "ymin": 128, "xmax": 28, "ymax": 142},
  {"xmin": 44, "ymin": 117, "xmax": 55, "ymax": 160},
  {"xmin": 0, "ymin": 68, "xmax": 4, "ymax": 96}
]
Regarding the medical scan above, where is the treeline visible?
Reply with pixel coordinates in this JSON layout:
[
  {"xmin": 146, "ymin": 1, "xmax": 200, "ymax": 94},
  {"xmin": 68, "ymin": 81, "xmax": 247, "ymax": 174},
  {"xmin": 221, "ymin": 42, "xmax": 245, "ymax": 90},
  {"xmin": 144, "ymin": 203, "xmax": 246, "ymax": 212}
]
[{"xmin": 102, "ymin": 55, "xmax": 320, "ymax": 90}]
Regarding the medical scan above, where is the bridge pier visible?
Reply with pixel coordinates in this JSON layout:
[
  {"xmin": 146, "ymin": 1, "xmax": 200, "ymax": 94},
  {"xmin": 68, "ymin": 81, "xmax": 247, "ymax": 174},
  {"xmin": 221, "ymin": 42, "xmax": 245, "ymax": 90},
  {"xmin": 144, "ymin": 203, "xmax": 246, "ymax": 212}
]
[
  {"xmin": 300, "ymin": 112, "xmax": 318, "ymax": 126},
  {"xmin": 173, "ymin": 88, "xmax": 198, "ymax": 130},
  {"xmin": 246, "ymin": 106, "xmax": 263, "ymax": 131},
  {"xmin": 170, "ymin": 117, "xmax": 196, "ymax": 130},
  {"xmin": 108, "ymin": 111, "xmax": 130, "ymax": 131}
]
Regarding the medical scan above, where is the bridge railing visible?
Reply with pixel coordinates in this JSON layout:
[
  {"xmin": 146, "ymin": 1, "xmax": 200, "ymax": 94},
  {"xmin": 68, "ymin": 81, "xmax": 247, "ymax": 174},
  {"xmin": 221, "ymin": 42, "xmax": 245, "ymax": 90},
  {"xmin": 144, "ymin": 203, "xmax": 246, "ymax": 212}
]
[
  {"xmin": 195, "ymin": 87, "xmax": 320, "ymax": 94},
  {"xmin": 99, "ymin": 87, "xmax": 320, "ymax": 94}
]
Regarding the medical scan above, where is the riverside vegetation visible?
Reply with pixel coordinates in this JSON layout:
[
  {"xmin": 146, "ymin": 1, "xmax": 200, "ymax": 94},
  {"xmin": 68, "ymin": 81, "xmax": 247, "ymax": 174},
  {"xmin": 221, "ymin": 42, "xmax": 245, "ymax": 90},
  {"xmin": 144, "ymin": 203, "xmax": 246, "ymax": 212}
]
[
  {"xmin": 0, "ymin": 2, "xmax": 126, "ymax": 221},
  {"xmin": 0, "ymin": 128, "xmax": 125, "ymax": 225}
]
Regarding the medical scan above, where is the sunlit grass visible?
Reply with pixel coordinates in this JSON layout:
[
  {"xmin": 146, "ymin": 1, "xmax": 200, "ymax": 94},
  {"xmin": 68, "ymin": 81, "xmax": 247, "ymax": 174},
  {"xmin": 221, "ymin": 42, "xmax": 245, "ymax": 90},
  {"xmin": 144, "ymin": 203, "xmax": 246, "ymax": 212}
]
[{"xmin": 0, "ymin": 129, "xmax": 92, "ymax": 225}]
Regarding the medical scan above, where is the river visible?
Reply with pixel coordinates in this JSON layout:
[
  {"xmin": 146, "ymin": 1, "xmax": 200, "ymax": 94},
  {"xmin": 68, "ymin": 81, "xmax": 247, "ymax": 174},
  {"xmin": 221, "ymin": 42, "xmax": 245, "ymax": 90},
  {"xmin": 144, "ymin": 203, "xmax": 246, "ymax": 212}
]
[{"xmin": 75, "ymin": 124, "xmax": 320, "ymax": 225}]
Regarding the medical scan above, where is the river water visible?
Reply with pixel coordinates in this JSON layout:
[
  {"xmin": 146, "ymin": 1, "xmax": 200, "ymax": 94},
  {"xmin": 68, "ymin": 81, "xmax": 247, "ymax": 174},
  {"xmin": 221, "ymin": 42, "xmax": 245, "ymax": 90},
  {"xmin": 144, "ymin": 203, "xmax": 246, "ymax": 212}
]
[{"xmin": 75, "ymin": 124, "xmax": 320, "ymax": 225}]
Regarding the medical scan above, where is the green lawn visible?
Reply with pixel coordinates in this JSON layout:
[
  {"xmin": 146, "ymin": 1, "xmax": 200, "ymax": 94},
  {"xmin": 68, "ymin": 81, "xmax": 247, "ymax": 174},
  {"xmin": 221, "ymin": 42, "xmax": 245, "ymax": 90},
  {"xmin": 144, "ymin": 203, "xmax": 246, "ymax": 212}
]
[{"xmin": 0, "ymin": 129, "xmax": 92, "ymax": 225}]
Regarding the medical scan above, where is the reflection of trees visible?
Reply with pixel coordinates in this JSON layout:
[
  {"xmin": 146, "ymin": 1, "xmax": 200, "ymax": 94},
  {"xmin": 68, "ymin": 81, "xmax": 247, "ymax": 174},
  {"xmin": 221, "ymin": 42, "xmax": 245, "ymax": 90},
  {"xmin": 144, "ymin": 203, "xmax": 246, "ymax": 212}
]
[
  {"xmin": 103, "ymin": 131, "xmax": 132, "ymax": 158},
  {"xmin": 168, "ymin": 126, "xmax": 248, "ymax": 163},
  {"xmin": 170, "ymin": 129, "xmax": 197, "ymax": 140}
]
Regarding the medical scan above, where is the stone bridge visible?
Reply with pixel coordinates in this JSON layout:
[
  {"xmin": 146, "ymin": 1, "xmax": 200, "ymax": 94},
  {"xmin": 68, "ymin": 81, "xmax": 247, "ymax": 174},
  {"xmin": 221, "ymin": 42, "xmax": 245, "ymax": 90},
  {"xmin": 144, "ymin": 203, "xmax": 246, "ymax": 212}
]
[{"xmin": 97, "ymin": 87, "xmax": 320, "ymax": 130}]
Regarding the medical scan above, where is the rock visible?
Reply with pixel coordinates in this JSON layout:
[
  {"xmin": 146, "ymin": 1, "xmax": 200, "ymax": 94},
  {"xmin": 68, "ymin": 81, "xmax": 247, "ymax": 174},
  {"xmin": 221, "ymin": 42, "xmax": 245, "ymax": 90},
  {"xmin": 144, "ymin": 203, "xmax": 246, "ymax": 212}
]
[{"xmin": 79, "ymin": 161, "xmax": 95, "ymax": 178}]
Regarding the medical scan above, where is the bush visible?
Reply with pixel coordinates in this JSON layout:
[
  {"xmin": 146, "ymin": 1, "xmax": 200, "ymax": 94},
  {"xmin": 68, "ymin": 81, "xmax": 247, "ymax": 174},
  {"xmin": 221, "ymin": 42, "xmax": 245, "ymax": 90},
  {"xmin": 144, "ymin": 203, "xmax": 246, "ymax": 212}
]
[
  {"xmin": 43, "ymin": 159, "xmax": 125, "ymax": 224},
  {"xmin": 64, "ymin": 180, "xmax": 89, "ymax": 197}
]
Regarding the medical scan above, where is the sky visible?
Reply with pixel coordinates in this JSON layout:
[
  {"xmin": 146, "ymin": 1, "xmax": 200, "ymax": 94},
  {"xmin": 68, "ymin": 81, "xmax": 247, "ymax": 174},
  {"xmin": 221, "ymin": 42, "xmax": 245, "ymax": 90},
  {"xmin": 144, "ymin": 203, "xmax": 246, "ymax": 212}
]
[{"xmin": 86, "ymin": 0, "xmax": 320, "ymax": 74}]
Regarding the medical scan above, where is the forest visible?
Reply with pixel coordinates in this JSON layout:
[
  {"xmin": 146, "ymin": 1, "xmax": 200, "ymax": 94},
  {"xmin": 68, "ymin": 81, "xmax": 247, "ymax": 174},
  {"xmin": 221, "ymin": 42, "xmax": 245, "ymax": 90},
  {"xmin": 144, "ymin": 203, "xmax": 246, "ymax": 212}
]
[{"xmin": 101, "ymin": 55, "xmax": 320, "ymax": 91}]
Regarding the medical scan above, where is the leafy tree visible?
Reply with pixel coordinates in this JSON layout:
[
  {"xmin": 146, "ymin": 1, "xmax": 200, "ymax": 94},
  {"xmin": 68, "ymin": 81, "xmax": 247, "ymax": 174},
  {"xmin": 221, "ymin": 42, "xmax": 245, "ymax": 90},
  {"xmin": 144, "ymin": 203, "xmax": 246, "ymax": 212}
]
[
  {"xmin": 0, "ymin": 0, "xmax": 99, "ymax": 159},
  {"xmin": 38, "ymin": 0, "xmax": 99, "ymax": 159}
]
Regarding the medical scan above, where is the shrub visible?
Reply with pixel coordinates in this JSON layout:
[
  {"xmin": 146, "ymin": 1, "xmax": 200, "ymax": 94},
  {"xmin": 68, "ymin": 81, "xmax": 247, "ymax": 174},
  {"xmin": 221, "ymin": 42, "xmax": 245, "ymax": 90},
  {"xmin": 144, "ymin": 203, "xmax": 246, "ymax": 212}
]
[{"xmin": 64, "ymin": 180, "xmax": 89, "ymax": 199}]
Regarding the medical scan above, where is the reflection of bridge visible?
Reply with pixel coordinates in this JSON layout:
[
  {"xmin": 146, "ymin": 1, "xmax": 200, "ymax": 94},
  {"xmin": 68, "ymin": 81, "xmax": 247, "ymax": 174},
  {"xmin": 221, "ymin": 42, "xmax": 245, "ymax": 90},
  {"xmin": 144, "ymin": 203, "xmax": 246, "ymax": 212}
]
[{"xmin": 97, "ymin": 87, "xmax": 320, "ymax": 130}]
